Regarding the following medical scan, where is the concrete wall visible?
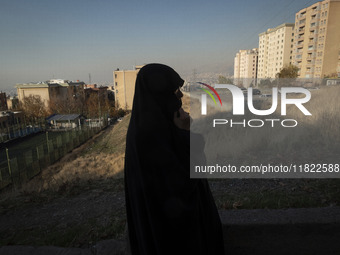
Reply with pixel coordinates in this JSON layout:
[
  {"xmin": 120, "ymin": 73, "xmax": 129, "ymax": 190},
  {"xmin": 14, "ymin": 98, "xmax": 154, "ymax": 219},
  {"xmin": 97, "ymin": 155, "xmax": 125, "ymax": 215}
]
[{"xmin": 17, "ymin": 87, "xmax": 50, "ymax": 108}]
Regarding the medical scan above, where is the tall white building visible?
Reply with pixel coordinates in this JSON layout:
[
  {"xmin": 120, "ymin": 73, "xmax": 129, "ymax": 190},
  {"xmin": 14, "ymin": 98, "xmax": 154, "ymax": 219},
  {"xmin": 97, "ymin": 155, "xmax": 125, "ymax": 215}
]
[
  {"xmin": 234, "ymin": 48, "xmax": 258, "ymax": 87},
  {"xmin": 258, "ymin": 23, "xmax": 295, "ymax": 79}
]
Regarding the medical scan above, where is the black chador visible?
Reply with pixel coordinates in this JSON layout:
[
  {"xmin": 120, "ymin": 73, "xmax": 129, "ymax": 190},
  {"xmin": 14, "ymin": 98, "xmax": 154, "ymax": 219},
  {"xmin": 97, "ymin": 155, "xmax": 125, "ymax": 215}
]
[{"xmin": 124, "ymin": 64, "xmax": 224, "ymax": 255}]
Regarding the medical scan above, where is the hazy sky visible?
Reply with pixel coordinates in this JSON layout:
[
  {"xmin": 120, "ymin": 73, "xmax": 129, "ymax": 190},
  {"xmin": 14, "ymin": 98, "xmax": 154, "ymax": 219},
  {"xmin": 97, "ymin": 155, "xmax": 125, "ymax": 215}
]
[{"xmin": 0, "ymin": 0, "xmax": 316, "ymax": 93}]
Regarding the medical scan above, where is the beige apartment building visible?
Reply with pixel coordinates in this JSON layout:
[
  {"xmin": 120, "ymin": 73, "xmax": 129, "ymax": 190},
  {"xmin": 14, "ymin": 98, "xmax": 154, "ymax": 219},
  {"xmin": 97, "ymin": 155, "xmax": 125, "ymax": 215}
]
[
  {"xmin": 234, "ymin": 49, "xmax": 258, "ymax": 87},
  {"xmin": 16, "ymin": 80, "xmax": 85, "ymax": 108},
  {"xmin": 258, "ymin": 23, "xmax": 295, "ymax": 79},
  {"xmin": 293, "ymin": 0, "xmax": 340, "ymax": 78},
  {"xmin": 113, "ymin": 65, "xmax": 144, "ymax": 110}
]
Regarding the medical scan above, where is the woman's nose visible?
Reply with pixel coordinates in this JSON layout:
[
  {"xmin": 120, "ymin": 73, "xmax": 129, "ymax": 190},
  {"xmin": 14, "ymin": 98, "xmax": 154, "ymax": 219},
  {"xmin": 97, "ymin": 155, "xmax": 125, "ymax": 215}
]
[{"xmin": 175, "ymin": 89, "xmax": 183, "ymax": 99}]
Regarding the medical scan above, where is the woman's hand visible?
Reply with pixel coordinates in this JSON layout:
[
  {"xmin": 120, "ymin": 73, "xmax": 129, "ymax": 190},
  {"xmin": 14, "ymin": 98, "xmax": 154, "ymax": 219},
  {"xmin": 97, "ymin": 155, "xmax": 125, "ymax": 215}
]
[{"xmin": 173, "ymin": 108, "xmax": 191, "ymax": 130}]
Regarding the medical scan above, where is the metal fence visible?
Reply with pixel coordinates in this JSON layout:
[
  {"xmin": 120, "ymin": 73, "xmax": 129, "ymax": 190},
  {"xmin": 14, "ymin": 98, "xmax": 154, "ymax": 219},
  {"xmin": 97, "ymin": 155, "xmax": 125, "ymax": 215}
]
[
  {"xmin": 0, "ymin": 123, "xmax": 44, "ymax": 143},
  {"xmin": 0, "ymin": 122, "xmax": 107, "ymax": 190}
]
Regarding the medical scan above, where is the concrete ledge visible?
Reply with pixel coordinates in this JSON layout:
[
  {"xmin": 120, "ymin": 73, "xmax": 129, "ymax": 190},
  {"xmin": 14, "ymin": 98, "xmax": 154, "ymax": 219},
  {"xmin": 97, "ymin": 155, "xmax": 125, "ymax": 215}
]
[
  {"xmin": 220, "ymin": 206, "xmax": 340, "ymax": 255},
  {"xmin": 0, "ymin": 240, "xmax": 126, "ymax": 255},
  {"xmin": 1, "ymin": 207, "xmax": 339, "ymax": 255}
]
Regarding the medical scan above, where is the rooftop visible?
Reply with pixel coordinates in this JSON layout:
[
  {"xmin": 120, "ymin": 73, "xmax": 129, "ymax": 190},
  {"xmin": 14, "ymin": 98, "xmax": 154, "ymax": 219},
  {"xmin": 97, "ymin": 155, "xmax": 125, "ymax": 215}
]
[
  {"xmin": 15, "ymin": 80, "xmax": 85, "ymax": 89},
  {"xmin": 46, "ymin": 114, "xmax": 82, "ymax": 122}
]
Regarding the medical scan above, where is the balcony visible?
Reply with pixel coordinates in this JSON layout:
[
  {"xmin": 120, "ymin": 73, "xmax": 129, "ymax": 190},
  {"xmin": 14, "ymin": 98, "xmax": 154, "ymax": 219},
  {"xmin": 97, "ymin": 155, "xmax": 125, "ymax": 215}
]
[
  {"xmin": 309, "ymin": 32, "xmax": 317, "ymax": 39},
  {"xmin": 298, "ymin": 34, "xmax": 304, "ymax": 40},
  {"xmin": 308, "ymin": 40, "xmax": 316, "ymax": 46},
  {"xmin": 306, "ymin": 68, "xmax": 314, "ymax": 74},
  {"xmin": 299, "ymin": 11, "xmax": 306, "ymax": 19},
  {"xmin": 299, "ymin": 19, "xmax": 306, "ymax": 26},
  {"xmin": 307, "ymin": 53, "xmax": 315, "ymax": 59},
  {"xmin": 312, "ymin": 6, "xmax": 319, "ymax": 13},
  {"xmin": 310, "ymin": 22, "xmax": 319, "ymax": 30},
  {"xmin": 297, "ymin": 41, "xmax": 304, "ymax": 48}
]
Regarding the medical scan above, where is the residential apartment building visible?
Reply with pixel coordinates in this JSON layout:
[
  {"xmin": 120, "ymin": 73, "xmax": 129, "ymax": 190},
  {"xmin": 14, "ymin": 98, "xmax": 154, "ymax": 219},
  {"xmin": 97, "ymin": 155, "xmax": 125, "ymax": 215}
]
[
  {"xmin": 0, "ymin": 92, "xmax": 8, "ymax": 111},
  {"xmin": 113, "ymin": 65, "xmax": 144, "ymax": 110},
  {"xmin": 293, "ymin": 0, "xmax": 340, "ymax": 78},
  {"xmin": 234, "ymin": 49, "xmax": 258, "ymax": 87},
  {"xmin": 16, "ymin": 80, "xmax": 85, "ymax": 108},
  {"xmin": 6, "ymin": 96, "xmax": 19, "ymax": 110},
  {"xmin": 258, "ymin": 23, "xmax": 295, "ymax": 79}
]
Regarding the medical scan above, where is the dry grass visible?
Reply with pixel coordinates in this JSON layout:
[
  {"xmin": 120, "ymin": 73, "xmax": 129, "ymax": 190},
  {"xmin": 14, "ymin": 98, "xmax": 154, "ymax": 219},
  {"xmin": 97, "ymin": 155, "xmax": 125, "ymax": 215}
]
[
  {"xmin": 289, "ymin": 86, "xmax": 340, "ymax": 142},
  {"xmin": 15, "ymin": 116, "xmax": 131, "ymax": 194}
]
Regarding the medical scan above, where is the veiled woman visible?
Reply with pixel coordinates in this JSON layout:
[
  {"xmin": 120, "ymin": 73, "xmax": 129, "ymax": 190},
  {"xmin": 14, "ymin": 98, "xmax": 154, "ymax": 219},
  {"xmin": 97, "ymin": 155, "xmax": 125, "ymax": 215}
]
[{"xmin": 124, "ymin": 63, "xmax": 224, "ymax": 255}]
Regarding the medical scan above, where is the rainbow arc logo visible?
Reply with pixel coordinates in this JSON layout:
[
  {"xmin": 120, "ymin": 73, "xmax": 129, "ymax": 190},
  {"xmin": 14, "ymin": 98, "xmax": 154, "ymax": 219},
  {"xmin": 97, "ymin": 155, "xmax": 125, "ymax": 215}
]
[{"xmin": 197, "ymin": 82, "xmax": 222, "ymax": 106}]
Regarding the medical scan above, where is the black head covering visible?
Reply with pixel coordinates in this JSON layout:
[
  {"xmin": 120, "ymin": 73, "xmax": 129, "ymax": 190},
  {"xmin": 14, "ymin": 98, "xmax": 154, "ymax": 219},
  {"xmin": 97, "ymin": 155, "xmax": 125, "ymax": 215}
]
[
  {"xmin": 130, "ymin": 63, "xmax": 184, "ymax": 131},
  {"xmin": 124, "ymin": 63, "xmax": 224, "ymax": 255}
]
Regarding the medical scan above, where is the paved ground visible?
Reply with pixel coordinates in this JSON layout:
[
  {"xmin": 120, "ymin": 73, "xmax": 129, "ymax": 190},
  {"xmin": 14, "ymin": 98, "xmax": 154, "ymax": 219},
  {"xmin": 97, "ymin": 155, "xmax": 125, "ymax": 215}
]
[
  {"xmin": 221, "ymin": 206, "xmax": 340, "ymax": 255},
  {"xmin": 1, "ymin": 206, "xmax": 339, "ymax": 255}
]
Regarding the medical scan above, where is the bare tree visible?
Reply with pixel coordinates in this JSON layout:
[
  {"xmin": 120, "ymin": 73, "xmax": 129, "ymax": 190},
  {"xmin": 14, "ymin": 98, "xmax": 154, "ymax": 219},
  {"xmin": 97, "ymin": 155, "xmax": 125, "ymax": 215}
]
[
  {"xmin": 49, "ymin": 87, "xmax": 86, "ymax": 115},
  {"xmin": 19, "ymin": 95, "xmax": 48, "ymax": 119}
]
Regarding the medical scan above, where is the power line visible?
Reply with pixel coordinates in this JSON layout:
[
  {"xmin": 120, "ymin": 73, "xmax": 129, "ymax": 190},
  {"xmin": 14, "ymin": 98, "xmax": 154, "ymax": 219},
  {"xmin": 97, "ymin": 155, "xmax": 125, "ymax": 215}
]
[
  {"xmin": 238, "ymin": 0, "xmax": 318, "ymax": 51},
  {"xmin": 239, "ymin": 0, "xmax": 296, "ymax": 50}
]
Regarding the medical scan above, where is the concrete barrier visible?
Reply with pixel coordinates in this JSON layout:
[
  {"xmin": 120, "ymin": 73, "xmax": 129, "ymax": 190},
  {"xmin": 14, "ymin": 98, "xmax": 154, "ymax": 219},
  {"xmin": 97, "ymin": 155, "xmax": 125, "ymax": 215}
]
[
  {"xmin": 221, "ymin": 206, "xmax": 340, "ymax": 255},
  {"xmin": 1, "ymin": 207, "xmax": 339, "ymax": 255}
]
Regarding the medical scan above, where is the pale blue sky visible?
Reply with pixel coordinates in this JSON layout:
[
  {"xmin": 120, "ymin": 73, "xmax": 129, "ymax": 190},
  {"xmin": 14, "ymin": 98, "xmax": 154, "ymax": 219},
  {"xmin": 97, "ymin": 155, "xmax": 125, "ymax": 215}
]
[{"xmin": 0, "ymin": 0, "xmax": 316, "ymax": 93}]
